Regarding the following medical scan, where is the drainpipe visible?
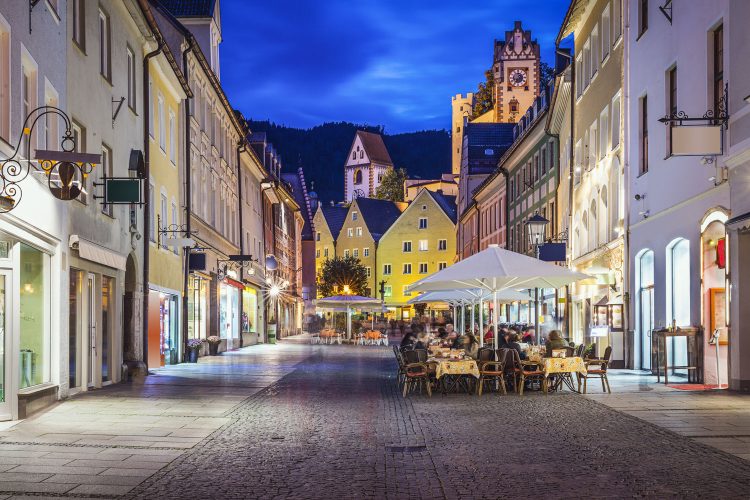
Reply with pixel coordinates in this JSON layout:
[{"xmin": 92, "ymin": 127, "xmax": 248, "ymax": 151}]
[
  {"xmin": 181, "ymin": 41, "xmax": 194, "ymax": 361},
  {"xmin": 142, "ymin": 35, "xmax": 165, "ymax": 372},
  {"xmin": 236, "ymin": 141, "xmax": 247, "ymax": 347}
]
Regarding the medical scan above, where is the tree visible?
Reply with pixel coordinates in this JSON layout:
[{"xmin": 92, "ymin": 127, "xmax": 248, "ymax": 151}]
[
  {"xmin": 540, "ymin": 62, "xmax": 555, "ymax": 88},
  {"xmin": 471, "ymin": 69, "xmax": 495, "ymax": 119},
  {"xmin": 316, "ymin": 256, "xmax": 369, "ymax": 297},
  {"xmin": 375, "ymin": 167, "xmax": 407, "ymax": 202}
]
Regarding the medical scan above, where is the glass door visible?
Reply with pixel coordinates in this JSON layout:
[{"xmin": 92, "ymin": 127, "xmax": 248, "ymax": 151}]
[
  {"xmin": 640, "ymin": 287, "xmax": 654, "ymax": 370},
  {"xmin": 87, "ymin": 274, "xmax": 96, "ymax": 388},
  {"xmin": 0, "ymin": 270, "xmax": 11, "ymax": 418}
]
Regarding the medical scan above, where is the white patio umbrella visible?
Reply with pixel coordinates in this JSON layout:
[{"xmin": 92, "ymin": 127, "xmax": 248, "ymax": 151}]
[
  {"xmin": 316, "ymin": 295, "xmax": 382, "ymax": 339},
  {"xmin": 408, "ymin": 244, "xmax": 589, "ymax": 349}
]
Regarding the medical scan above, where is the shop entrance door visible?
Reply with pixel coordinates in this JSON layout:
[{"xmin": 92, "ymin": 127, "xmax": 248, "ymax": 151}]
[
  {"xmin": 0, "ymin": 270, "xmax": 12, "ymax": 419},
  {"xmin": 86, "ymin": 273, "xmax": 96, "ymax": 388},
  {"xmin": 640, "ymin": 287, "xmax": 654, "ymax": 370}
]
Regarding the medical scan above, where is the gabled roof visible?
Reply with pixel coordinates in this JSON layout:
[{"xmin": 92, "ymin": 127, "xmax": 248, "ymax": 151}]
[
  {"xmin": 159, "ymin": 0, "xmax": 217, "ymax": 17},
  {"xmin": 427, "ymin": 190, "xmax": 458, "ymax": 224},
  {"xmin": 356, "ymin": 198, "xmax": 406, "ymax": 241},
  {"xmin": 320, "ymin": 205, "xmax": 348, "ymax": 240},
  {"xmin": 356, "ymin": 131, "xmax": 393, "ymax": 165}
]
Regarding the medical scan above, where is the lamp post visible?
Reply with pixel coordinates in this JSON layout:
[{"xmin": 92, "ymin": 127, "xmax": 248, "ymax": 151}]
[{"xmin": 526, "ymin": 213, "xmax": 549, "ymax": 343}]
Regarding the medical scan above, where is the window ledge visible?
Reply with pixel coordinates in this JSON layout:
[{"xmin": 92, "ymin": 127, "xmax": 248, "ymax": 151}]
[{"xmin": 18, "ymin": 383, "xmax": 57, "ymax": 397}]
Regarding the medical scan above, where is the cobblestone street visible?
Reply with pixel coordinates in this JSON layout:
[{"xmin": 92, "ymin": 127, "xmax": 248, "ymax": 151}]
[{"xmin": 2, "ymin": 343, "xmax": 750, "ymax": 499}]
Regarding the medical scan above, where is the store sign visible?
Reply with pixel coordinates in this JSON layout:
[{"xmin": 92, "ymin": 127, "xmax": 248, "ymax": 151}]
[
  {"xmin": 188, "ymin": 252, "xmax": 206, "ymax": 271},
  {"xmin": 671, "ymin": 125, "xmax": 723, "ymax": 156},
  {"xmin": 591, "ymin": 325, "xmax": 610, "ymax": 337},
  {"xmin": 105, "ymin": 178, "xmax": 142, "ymax": 204},
  {"xmin": 539, "ymin": 242, "xmax": 566, "ymax": 262}
]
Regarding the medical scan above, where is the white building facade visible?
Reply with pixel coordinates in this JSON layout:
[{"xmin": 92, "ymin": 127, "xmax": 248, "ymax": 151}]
[{"xmin": 626, "ymin": 0, "xmax": 732, "ymax": 385}]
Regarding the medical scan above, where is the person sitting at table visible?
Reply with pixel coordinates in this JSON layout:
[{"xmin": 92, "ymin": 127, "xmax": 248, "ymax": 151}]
[
  {"xmin": 508, "ymin": 333, "xmax": 527, "ymax": 360},
  {"xmin": 437, "ymin": 327, "xmax": 448, "ymax": 340},
  {"xmin": 451, "ymin": 333, "xmax": 465, "ymax": 349},
  {"xmin": 445, "ymin": 323, "xmax": 456, "ymax": 338},
  {"xmin": 545, "ymin": 330, "xmax": 567, "ymax": 353},
  {"xmin": 483, "ymin": 324, "xmax": 494, "ymax": 344},
  {"xmin": 400, "ymin": 331, "xmax": 417, "ymax": 348},
  {"xmin": 496, "ymin": 328, "xmax": 511, "ymax": 349},
  {"xmin": 522, "ymin": 327, "xmax": 536, "ymax": 345},
  {"xmin": 462, "ymin": 333, "xmax": 480, "ymax": 359},
  {"xmin": 414, "ymin": 332, "xmax": 430, "ymax": 351}
]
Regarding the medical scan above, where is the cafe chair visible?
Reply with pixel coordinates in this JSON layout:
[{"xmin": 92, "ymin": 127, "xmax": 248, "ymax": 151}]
[
  {"xmin": 513, "ymin": 350, "xmax": 547, "ymax": 395},
  {"xmin": 477, "ymin": 355, "xmax": 506, "ymax": 396},
  {"xmin": 403, "ymin": 362, "xmax": 432, "ymax": 397},
  {"xmin": 393, "ymin": 346, "xmax": 407, "ymax": 387},
  {"xmin": 579, "ymin": 346, "xmax": 612, "ymax": 394},
  {"xmin": 574, "ymin": 343, "xmax": 586, "ymax": 358}
]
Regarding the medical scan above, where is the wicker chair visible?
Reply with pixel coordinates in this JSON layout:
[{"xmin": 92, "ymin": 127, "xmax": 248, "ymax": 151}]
[
  {"xmin": 497, "ymin": 348, "xmax": 520, "ymax": 392},
  {"xmin": 393, "ymin": 346, "xmax": 406, "ymax": 387},
  {"xmin": 402, "ymin": 361, "xmax": 432, "ymax": 397},
  {"xmin": 579, "ymin": 346, "xmax": 612, "ymax": 394},
  {"xmin": 476, "ymin": 350, "xmax": 506, "ymax": 396},
  {"xmin": 513, "ymin": 349, "xmax": 547, "ymax": 395}
]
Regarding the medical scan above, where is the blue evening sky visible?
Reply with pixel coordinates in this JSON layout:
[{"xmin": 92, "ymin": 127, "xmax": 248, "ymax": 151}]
[{"xmin": 220, "ymin": 0, "xmax": 570, "ymax": 134}]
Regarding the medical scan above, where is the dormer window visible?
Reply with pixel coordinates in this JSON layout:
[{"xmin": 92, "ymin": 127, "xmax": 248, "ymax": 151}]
[{"xmin": 484, "ymin": 149, "xmax": 494, "ymax": 156}]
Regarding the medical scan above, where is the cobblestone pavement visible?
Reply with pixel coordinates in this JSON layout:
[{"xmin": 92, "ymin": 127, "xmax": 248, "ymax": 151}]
[{"xmin": 127, "ymin": 345, "xmax": 750, "ymax": 500}]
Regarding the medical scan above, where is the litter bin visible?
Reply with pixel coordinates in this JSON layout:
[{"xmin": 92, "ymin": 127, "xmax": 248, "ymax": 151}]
[
  {"xmin": 20, "ymin": 350, "xmax": 33, "ymax": 387},
  {"xmin": 267, "ymin": 323, "xmax": 277, "ymax": 344}
]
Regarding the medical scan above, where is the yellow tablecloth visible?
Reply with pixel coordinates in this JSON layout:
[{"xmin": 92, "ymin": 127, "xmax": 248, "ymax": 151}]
[
  {"xmin": 429, "ymin": 358, "xmax": 480, "ymax": 379},
  {"xmin": 320, "ymin": 330, "xmax": 337, "ymax": 338},
  {"xmin": 365, "ymin": 331, "xmax": 381, "ymax": 340},
  {"xmin": 543, "ymin": 356, "xmax": 587, "ymax": 377}
]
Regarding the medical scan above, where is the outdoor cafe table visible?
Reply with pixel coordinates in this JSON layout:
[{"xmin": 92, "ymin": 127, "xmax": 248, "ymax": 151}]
[
  {"xmin": 365, "ymin": 331, "xmax": 381, "ymax": 340},
  {"xmin": 542, "ymin": 357, "xmax": 587, "ymax": 392},
  {"xmin": 428, "ymin": 357, "xmax": 480, "ymax": 394}
]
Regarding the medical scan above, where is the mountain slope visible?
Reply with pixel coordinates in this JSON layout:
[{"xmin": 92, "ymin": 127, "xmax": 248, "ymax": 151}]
[{"xmin": 247, "ymin": 120, "xmax": 451, "ymax": 204}]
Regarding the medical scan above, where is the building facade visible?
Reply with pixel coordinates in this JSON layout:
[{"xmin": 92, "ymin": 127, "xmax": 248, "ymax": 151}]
[
  {"xmin": 559, "ymin": 0, "xmax": 626, "ymax": 364},
  {"xmin": 343, "ymin": 130, "xmax": 393, "ymax": 202}
]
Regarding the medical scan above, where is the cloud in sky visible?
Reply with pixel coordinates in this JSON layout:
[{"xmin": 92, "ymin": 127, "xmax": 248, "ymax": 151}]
[{"xmin": 220, "ymin": 0, "xmax": 570, "ymax": 133}]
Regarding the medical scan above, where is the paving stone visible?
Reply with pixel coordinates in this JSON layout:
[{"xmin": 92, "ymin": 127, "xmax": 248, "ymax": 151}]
[
  {"xmin": 67, "ymin": 484, "xmax": 135, "ymax": 496},
  {"xmin": 42, "ymin": 474, "xmax": 144, "ymax": 486}
]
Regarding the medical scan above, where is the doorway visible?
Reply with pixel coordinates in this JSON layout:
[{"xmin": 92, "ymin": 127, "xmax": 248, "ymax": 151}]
[
  {"xmin": 86, "ymin": 273, "xmax": 96, "ymax": 388},
  {"xmin": 0, "ymin": 270, "xmax": 11, "ymax": 418},
  {"xmin": 636, "ymin": 249, "xmax": 655, "ymax": 370}
]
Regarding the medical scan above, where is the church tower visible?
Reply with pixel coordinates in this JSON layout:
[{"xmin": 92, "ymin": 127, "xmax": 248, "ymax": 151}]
[
  {"xmin": 451, "ymin": 93, "xmax": 474, "ymax": 176},
  {"xmin": 344, "ymin": 131, "xmax": 394, "ymax": 203},
  {"xmin": 492, "ymin": 21, "xmax": 540, "ymax": 123}
]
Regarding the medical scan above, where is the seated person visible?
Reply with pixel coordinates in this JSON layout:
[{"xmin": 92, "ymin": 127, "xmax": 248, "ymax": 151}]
[
  {"xmin": 483, "ymin": 325, "xmax": 494, "ymax": 343},
  {"xmin": 451, "ymin": 334, "xmax": 465, "ymax": 349},
  {"xmin": 414, "ymin": 332, "xmax": 431, "ymax": 351},
  {"xmin": 545, "ymin": 330, "xmax": 567, "ymax": 354},
  {"xmin": 508, "ymin": 333, "xmax": 527, "ymax": 360},
  {"xmin": 462, "ymin": 333, "xmax": 480, "ymax": 359},
  {"xmin": 522, "ymin": 327, "xmax": 536, "ymax": 345},
  {"xmin": 400, "ymin": 331, "xmax": 417, "ymax": 348},
  {"xmin": 437, "ymin": 327, "xmax": 448, "ymax": 340}
]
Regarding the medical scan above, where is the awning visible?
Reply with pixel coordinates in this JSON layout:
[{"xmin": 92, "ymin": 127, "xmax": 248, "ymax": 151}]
[
  {"xmin": 69, "ymin": 235, "xmax": 127, "ymax": 271},
  {"xmin": 223, "ymin": 277, "xmax": 245, "ymax": 290}
]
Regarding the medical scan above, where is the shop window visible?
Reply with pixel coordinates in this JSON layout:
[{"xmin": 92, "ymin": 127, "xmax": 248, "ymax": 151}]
[
  {"xmin": 19, "ymin": 243, "xmax": 50, "ymax": 389},
  {"xmin": 667, "ymin": 238, "xmax": 690, "ymax": 327}
]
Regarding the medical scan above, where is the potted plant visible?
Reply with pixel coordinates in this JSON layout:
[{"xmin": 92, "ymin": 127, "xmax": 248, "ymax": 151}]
[
  {"xmin": 186, "ymin": 338, "xmax": 204, "ymax": 363},
  {"xmin": 207, "ymin": 335, "xmax": 221, "ymax": 356}
]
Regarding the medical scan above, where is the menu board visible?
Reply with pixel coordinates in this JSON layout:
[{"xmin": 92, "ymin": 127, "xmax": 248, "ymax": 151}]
[{"xmin": 710, "ymin": 288, "xmax": 728, "ymax": 345}]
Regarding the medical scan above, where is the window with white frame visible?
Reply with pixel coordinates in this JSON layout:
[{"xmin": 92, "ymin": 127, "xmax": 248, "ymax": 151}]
[
  {"xmin": 366, "ymin": 267, "xmax": 371, "ymax": 277},
  {"xmin": 601, "ymin": 5, "xmax": 611, "ymax": 61},
  {"xmin": 599, "ymin": 107, "xmax": 609, "ymax": 158},
  {"xmin": 667, "ymin": 238, "xmax": 690, "ymax": 327},
  {"xmin": 72, "ymin": 0, "xmax": 85, "ymax": 48},
  {"xmin": 383, "ymin": 263, "xmax": 392, "ymax": 275},
  {"xmin": 148, "ymin": 182, "xmax": 155, "ymax": 241},
  {"xmin": 438, "ymin": 262, "xmax": 447, "ymax": 270},
  {"xmin": 403, "ymin": 285, "xmax": 411, "ymax": 297},
  {"xmin": 589, "ymin": 123, "xmax": 598, "ymax": 167},
  {"xmin": 344, "ymin": 249, "xmax": 350, "ymax": 258},
  {"xmin": 316, "ymin": 248, "xmax": 320, "ymax": 258},
  {"xmin": 172, "ymin": 201, "xmax": 179, "ymax": 254},
  {"xmin": 43, "ymin": 84, "xmax": 59, "ymax": 151},
  {"xmin": 21, "ymin": 57, "xmax": 38, "ymax": 158},
  {"xmin": 591, "ymin": 25, "xmax": 599, "ymax": 77},
  {"xmin": 158, "ymin": 93, "xmax": 165, "ymax": 151},
  {"xmin": 98, "ymin": 9, "xmax": 110, "ymax": 80},
  {"xmin": 352, "ymin": 211, "xmax": 358, "ymax": 220},
  {"xmin": 403, "ymin": 263, "xmax": 412, "ymax": 274},
  {"xmin": 323, "ymin": 247, "xmax": 329, "ymax": 257},
  {"xmin": 363, "ymin": 247, "xmax": 369, "ymax": 257},
  {"xmin": 148, "ymin": 78, "xmax": 154, "ymax": 137},
  {"xmin": 169, "ymin": 109, "xmax": 176, "ymax": 163},
  {"xmin": 384, "ymin": 285, "xmax": 392, "ymax": 297},
  {"xmin": 418, "ymin": 239, "xmax": 428, "ymax": 251},
  {"xmin": 613, "ymin": 0, "xmax": 623, "ymax": 41},
  {"xmin": 356, "ymin": 227, "xmax": 362, "ymax": 236},
  {"xmin": 418, "ymin": 217, "xmax": 428, "ymax": 229},
  {"xmin": 0, "ymin": 17, "xmax": 8, "ymax": 142},
  {"xmin": 418, "ymin": 263, "xmax": 428, "ymax": 274},
  {"xmin": 611, "ymin": 94, "xmax": 621, "ymax": 150},
  {"xmin": 438, "ymin": 239, "xmax": 447, "ymax": 251},
  {"xmin": 353, "ymin": 248, "xmax": 359, "ymax": 258},
  {"xmin": 347, "ymin": 227, "xmax": 353, "ymax": 237},
  {"xmin": 575, "ymin": 54, "xmax": 583, "ymax": 98},
  {"xmin": 127, "ymin": 47, "xmax": 136, "ymax": 110},
  {"xmin": 402, "ymin": 241, "xmax": 412, "ymax": 252},
  {"xmin": 72, "ymin": 121, "xmax": 87, "ymax": 203},
  {"xmin": 160, "ymin": 193, "xmax": 168, "ymax": 248},
  {"xmin": 583, "ymin": 40, "xmax": 591, "ymax": 89},
  {"xmin": 315, "ymin": 231, "xmax": 320, "ymax": 241}
]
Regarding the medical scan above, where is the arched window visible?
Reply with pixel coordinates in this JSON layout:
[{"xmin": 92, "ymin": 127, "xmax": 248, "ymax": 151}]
[
  {"xmin": 610, "ymin": 157, "xmax": 621, "ymax": 235},
  {"xmin": 352, "ymin": 151, "xmax": 356, "ymax": 160},
  {"xmin": 353, "ymin": 169, "xmax": 363, "ymax": 185},
  {"xmin": 599, "ymin": 185, "xmax": 608, "ymax": 243},
  {"xmin": 636, "ymin": 249, "xmax": 655, "ymax": 369},
  {"xmin": 359, "ymin": 150, "xmax": 364, "ymax": 159},
  {"xmin": 667, "ymin": 238, "xmax": 690, "ymax": 326},
  {"xmin": 589, "ymin": 199, "xmax": 597, "ymax": 250}
]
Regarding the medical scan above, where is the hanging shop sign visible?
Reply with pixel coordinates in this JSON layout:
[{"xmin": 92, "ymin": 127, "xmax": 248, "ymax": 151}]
[
  {"xmin": 188, "ymin": 252, "xmax": 207, "ymax": 271},
  {"xmin": 659, "ymin": 83, "xmax": 729, "ymax": 156}
]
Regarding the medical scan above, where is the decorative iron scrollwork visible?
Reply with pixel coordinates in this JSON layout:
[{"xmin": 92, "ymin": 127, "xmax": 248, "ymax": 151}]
[
  {"xmin": 0, "ymin": 106, "xmax": 100, "ymax": 213},
  {"xmin": 659, "ymin": 83, "xmax": 729, "ymax": 128}
]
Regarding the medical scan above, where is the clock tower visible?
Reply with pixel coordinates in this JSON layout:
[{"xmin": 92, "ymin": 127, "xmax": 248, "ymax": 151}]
[{"xmin": 492, "ymin": 21, "xmax": 540, "ymax": 123}]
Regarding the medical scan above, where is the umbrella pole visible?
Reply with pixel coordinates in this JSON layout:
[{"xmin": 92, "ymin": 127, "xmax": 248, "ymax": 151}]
[
  {"xmin": 479, "ymin": 298, "xmax": 484, "ymax": 347},
  {"xmin": 347, "ymin": 305, "xmax": 351, "ymax": 340},
  {"xmin": 493, "ymin": 290, "xmax": 499, "ymax": 350},
  {"xmin": 471, "ymin": 300, "xmax": 475, "ymax": 337}
]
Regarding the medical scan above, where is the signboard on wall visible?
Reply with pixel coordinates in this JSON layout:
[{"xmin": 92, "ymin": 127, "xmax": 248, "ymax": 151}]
[
  {"xmin": 671, "ymin": 125, "xmax": 723, "ymax": 156},
  {"xmin": 539, "ymin": 242, "xmax": 566, "ymax": 262}
]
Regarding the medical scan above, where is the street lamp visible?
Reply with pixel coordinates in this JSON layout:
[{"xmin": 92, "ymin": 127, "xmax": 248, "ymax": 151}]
[
  {"xmin": 342, "ymin": 284, "xmax": 351, "ymax": 295},
  {"xmin": 525, "ymin": 213, "xmax": 549, "ymax": 343}
]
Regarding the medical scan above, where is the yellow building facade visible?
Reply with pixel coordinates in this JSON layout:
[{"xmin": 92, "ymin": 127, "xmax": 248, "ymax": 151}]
[
  {"xmin": 146, "ymin": 48, "xmax": 189, "ymax": 368},
  {"xmin": 313, "ymin": 205, "xmax": 348, "ymax": 286},
  {"xmin": 377, "ymin": 189, "xmax": 457, "ymax": 318}
]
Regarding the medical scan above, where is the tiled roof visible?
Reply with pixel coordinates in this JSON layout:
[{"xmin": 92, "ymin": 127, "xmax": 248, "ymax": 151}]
[
  {"xmin": 465, "ymin": 122, "xmax": 515, "ymax": 175},
  {"xmin": 428, "ymin": 191, "xmax": 458, "ymax": 224},
  {"xmin": 158, "ymin": 0, "xmax": 216, "ymax": 17},
  {"xmin": 357, "ymin": 131, "xmax": 393, "ymax": 165},
  {"xmin": 320, "ymin": 205, "xmax": 348, "ymax": 240},
  {"xmin": 356, "ymin": 198, "xmax": 406, "ymax": 241},
  {"xmin": 281, "ymin": 172, "xmax": 313, "ymax": 240}
]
